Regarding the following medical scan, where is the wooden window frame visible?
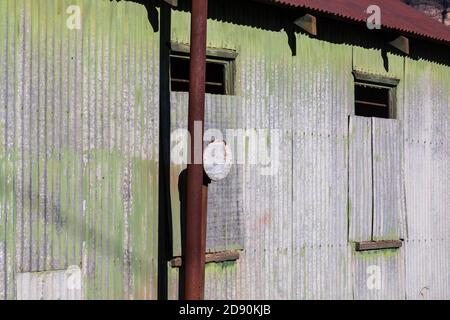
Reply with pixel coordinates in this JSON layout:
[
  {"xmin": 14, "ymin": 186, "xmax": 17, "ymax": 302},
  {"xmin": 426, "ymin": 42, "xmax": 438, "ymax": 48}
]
[
  {"xmin": 170, "ymin": 43, "xmax": 238, "ymax": 95},
  {"xmin": 353, "ymin": 71, "xmax": 400, "ymax": 119}
]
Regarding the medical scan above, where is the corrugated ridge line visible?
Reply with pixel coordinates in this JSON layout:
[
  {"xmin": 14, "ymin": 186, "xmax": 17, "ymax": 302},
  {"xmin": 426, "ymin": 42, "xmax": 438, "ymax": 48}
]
[
  {"xmin": 0, "ymin": 0, "xmax": 159, "ymax": 300},
  {"xmin": 0, "ymin": 0, "xmax": 4, "ymax": 298},
  {"xmin": 348, "ymin": 116, "xmax": 373, "ymax": 242},
  {"xmin": 170, "ymin": 3, "xmax": 449, "ymax": 301},
  {"xmin": 403, "ymin": 58, "xmax": 450, "ymax": 299},
  {"xmin": 291, "ymin": 31, "xmax": 351, "ymax": 299},
  {"xmin": 353, "ymin": 249, "xmax": 405, "ymax": 299},
  {"xmin": 372, "ymin": 119, "xmax": 403, "ymax": 240},
  {"xmin": 206, "ymin": 94, "xmax": 243, "ymax": 298},
  {"xmin": 0, "ymin": 0, "xmax": 12, "ymax": 300}
]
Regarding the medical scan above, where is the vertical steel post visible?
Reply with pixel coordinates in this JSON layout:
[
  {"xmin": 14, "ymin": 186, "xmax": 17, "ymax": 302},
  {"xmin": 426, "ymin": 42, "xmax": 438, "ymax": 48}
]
[{"xmin": 185, "ymin": 0, "xmax": 208, "ymax": 300}]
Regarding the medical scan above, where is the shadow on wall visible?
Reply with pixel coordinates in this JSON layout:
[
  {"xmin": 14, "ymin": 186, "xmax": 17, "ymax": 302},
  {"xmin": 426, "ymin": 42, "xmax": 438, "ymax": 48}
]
[
  {"xmin": 173, "ymin": 0, "xmax": 450, "ymax": 65},
  {"xmin": 12, "ymin": 154, "xmax": 158, "ymax": 300},
  {"xmin": 119, "ymin": 0, "xmax": 173, "ymax": 300},
  {"xmin": 131, "ymin": 0, "xmax": 450, "ymax": 301},
  {"xmin": 177, "ymin": 169, "xmax": 187, "ymax": 300}
]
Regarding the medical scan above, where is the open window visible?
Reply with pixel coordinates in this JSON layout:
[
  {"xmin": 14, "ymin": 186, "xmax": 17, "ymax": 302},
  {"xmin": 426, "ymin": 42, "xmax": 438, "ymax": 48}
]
[
  {"xmin": 353, "ymin": 71, "xmax": 399, "ymax": 119},
  {"xmin": 170, "ymin": 43, "xmax": 237, "ymax": 95}
]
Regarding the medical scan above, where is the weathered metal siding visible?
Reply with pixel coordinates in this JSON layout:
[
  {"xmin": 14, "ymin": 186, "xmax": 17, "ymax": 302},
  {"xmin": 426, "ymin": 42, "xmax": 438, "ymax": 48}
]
[
  {"xmin": 168, "ymin": 2, "xmax": 449, "ymax": 300},
  {"xmin": 372, "ymin": 118, "xmax": 404, "ymax": 241},
  {"xmin": 169, "ymin": 4, "xmax": 355, "ymax": 300},
  {"xmin": 16, "ymin": 266, "xmax": 83, "ymax": 300},
  {"xmin": 349, "ymin": 116, "xmax": 406, "ymax": 243},
  {"xmin": 352, "ymin": 249, "xmax": 405, "ymax": 300},
  {"xmin": 0, "ymin": 0, "xmax": 159, "ymax": 299},
  {"xmin": 348, "ymin": 116, "xmax": 407, "ymax": 299},
  {"xmin": 170, "ymin": 92, "xmax": 244, "ymax": 256},
  {"xmin": 403, "ymin": 58, "xmax": 450, "ymax": 300},
  {"xmin": 169, "ymin": 2, "xmax": 297, "ymax": 299},
  {"xmin": 0, "ymin": 0, "xmax": 448, "ymax": 301},
  {"xmin": 290, "ymin": 27, "xmax": 353, "ymax": 299},
  {"xmin": 351, "ymin": 41, "xmax": 409, "ymax": 300},
  {"xmin": 349, "ymin": 116, "xmax": 373, "ymax": 242}
]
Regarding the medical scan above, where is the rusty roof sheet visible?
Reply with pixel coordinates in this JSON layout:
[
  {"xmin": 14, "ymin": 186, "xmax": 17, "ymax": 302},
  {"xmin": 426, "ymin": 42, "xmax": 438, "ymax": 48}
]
[{"xmin": 268, "ymin": 0, "xmax": 450, "ymax": 44}]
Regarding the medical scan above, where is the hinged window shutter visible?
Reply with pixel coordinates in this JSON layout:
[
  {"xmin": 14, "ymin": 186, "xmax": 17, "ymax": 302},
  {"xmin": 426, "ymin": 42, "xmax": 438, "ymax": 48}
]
[
  {"xmin": 348, "ymin": 116, "xmax": 405, "ymax": 242},
  {"xmin": 349, "ymin": 116, "xmax": 373, "ymax": 242},
  {"xmin": 372, "ymin": 118, "xmax": 403, "ymax": 240}
]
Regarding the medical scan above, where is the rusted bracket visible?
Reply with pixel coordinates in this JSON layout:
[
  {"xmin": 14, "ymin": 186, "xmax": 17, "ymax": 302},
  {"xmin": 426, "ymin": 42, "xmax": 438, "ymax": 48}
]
[
  {"xmin": 356, "ymin": 240, "xmax": 403, "ymax": 251},
  {"xmin": 294, "ymin": 14, "xmax": 317, "ymax": 36},
  {"xmin": 389, "ymin": 36, "xmax": 409, "ymax": 55},
  {"xmin": 163, "ymin": 0, "xmax": 178, "ymax": 7},
  {"xmin": 171, "ymin": 250, "xmax": 241, "ymax": 268}
]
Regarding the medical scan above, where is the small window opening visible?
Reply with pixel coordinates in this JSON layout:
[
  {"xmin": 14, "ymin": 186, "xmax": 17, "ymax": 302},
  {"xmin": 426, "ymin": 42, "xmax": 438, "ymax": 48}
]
[
  {"xmin": 170, "ymin": 51, "xmax": 235, "ymax": 95},
  {"xmin": 170, "ymin": 55, "xmax": 191, "ymax": 93},
  {"xmin": 355, "ymin": 83, "xmax": 391, "ymax": 118},
  {"xmin": 353, "ymin": 71, "xmax": 399, "ymax": 119}
]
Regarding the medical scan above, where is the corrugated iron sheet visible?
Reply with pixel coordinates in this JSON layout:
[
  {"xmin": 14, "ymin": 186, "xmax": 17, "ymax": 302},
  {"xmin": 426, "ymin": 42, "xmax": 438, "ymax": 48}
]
[
  {"xmin": 403, "ymin": 57, "xmax": 450, "ymax": 299},
  {"xmin": 266, "ymin": 0, "xmax": 450, "ymax": 44},
  {"xmin": 352, "ymin": 249, "xmax": 405, "ymax": 299},
  {"xmin": 16, "ymin": 267, "xmax": 83, "ymax": 300},
  {"xmin": 170, "ymin": 92, "xmax": 244, "ymax": 256},
  {"xmin": 372, "ymin": 118, "xmax": 404, "ymax": 241},
  {"xmin": 0, "ymin": 0, "xmax": 448, "ymax": 301},
  {"xmin": 170, "ymin": 5, "xmax": 355, "ymax": 300},
  {"xmin": 0, "ymin": 0, "xmax": 159, "ymax": 299},
  {"xmin": 169, "ymin": 3, "xmax": 450, "ymax": 300},
  {"xmin": 290, "ymin": 30, "xmax": 353, "ymax": 299},
  {"xmin": 349, "ymin": 116, "xmax": 373, "ymax": 242}
]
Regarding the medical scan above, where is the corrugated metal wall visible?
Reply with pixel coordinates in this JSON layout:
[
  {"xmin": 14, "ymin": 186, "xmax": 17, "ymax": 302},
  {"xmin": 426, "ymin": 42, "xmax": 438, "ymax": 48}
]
[
  {"xmin": 170, "ymin": 93, "xmax": 245, "ymax": 256},
  {"xmin": 168, "ymin": 2, "xmax": 450, "ymax": 300},
  {"xmin": 0, "ymin": 0, "xmax": 159, "ymax": 299},
  {"xmin": 169, "ymin": 1, "xmax": 298, "ymax": 299},
  {"xmin": 168, "ymin": 3, "xmax": 354, "ymax": 300},
  {"xmin": 403, "ymin": 58, "xmax": 450, "ymax": 299},
  {"xmin": 0, "ymin": 0, "xmax": 448, "ymax": 300}
]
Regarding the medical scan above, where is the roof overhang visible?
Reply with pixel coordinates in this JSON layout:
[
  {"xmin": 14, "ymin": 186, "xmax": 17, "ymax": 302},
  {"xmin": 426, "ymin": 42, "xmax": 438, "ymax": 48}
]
[{"xmin": 256, "ymin": 0, "xmax": 450, "ymax": 46}]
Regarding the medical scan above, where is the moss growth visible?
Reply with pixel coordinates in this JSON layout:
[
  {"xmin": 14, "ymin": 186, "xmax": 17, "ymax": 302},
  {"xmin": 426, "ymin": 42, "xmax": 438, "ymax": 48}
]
[{"xmin": 353, "ymin": 247, "xmax": 399, "ymax": 260}]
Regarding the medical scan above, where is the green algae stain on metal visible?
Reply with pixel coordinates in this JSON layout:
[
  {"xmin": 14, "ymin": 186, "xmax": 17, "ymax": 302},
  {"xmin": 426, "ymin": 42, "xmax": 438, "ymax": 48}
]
[
  {"xmin": 205, "ymin": 261, "xmax": 237, "ymax": 281},
  {"xmin": 353, "ymin": 247, "xmax": 400, "ymax": 260},
  {"xmin": 130, "ymin": 157, "xmax": 159, "ymax": 299},
  {"xmin": 0, "ymin": 0, "xmax": 160, "ymax": 299}
]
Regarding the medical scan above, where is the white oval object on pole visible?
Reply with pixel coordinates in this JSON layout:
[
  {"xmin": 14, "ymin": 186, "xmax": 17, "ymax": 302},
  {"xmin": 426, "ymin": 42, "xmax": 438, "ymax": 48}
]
[{"xmin": 203, "ymin": 139, "xmax": 233, "ymax": 181}]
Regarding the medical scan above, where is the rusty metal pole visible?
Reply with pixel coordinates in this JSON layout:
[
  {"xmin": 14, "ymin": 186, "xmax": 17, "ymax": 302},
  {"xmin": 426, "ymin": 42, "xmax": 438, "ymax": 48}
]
[{"xmin": 185, "ymin": 0, "xmax": 208, "ymax": 300}]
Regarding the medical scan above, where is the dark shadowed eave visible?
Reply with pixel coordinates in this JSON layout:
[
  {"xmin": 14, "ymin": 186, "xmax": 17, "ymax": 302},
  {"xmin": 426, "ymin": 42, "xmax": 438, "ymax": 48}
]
[{"xmin": 259, "ymin": 0, "xmax": 450, "ymax": 45}]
